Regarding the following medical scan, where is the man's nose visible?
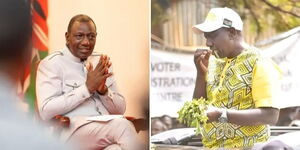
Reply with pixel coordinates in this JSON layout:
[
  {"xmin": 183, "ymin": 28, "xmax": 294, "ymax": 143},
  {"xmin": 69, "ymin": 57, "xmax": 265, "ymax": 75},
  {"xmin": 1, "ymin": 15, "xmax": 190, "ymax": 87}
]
[
  {"xmin": 206, "ymin": 39, "xmax": 212, "ymax": 47},
  {"xmin": 81, "ymin": 36, "xmax": 90, "ymax": 45}
]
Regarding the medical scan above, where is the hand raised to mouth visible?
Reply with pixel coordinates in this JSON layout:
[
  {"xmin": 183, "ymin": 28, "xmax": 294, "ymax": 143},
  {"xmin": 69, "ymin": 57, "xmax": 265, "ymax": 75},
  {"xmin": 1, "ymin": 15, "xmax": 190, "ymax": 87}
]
[{"xmin": 194, "ymin": 49, "xmax": 212, "ymax": 75}]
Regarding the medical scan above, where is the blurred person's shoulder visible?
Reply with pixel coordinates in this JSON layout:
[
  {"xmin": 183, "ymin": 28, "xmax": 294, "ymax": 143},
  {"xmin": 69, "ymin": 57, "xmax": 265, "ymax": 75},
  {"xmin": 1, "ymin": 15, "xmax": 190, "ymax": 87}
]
[
  {"xmin": 0, "ymin": 117, "xmax": 70, "ymax": 150},
  {"xmin": 0, "ymin": 101, "xmax": 71, "ymax": 149}
]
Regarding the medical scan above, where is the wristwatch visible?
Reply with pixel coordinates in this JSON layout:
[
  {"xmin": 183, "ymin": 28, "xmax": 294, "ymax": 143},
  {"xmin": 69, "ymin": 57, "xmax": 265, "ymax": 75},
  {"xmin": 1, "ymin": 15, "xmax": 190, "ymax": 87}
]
[{"xmin": 218, "ymin": 109, "xmax": 228, "ymax": 123}]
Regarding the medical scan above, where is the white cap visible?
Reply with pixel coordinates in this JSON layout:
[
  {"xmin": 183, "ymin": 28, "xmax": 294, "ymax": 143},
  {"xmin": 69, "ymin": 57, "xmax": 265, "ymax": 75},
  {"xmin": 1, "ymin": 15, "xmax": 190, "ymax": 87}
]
[{"xmin": 193, "ymin": 7, "xmax": 243, "ymax": 34}]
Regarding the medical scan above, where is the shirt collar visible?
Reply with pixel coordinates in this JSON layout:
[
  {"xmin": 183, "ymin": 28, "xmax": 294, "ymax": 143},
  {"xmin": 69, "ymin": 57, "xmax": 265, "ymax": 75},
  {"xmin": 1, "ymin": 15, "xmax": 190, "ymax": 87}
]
[{"xmin": 63, "ymin": 46, "xmax": 82, "ymax": 63}]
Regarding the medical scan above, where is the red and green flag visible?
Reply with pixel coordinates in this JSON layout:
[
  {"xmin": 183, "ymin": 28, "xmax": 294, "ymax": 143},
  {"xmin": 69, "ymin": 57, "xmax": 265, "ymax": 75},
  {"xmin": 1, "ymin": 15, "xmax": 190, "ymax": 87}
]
[{"xmin": 21, "ymin": 0, "xmax": 48, "ymax": 113}]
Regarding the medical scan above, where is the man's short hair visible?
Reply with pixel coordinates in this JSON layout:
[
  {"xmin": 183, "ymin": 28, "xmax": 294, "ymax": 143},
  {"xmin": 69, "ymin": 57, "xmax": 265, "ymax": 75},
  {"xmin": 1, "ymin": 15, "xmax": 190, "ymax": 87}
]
[
  {"xmin": 67, "ymin": 14, "xmax": 97, "ymax": 33},
  {"xmin": 0, "ymin": 0, "xmax": 32, "ymax": 62}
]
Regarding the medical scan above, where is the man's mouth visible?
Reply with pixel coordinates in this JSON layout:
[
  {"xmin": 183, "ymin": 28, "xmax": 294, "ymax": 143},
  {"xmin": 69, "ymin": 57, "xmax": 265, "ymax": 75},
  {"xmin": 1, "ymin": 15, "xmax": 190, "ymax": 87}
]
[{"xmin": 80, "ymin": 48, "xmax": 91, "ymax": 53}]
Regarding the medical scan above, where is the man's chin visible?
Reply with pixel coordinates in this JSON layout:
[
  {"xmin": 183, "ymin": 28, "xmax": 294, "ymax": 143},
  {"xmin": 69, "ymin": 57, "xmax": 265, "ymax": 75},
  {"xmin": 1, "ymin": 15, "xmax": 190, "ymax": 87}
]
[
  {"xmin": 79, "ymin": 52, "xmax": 92, "ymax": 58},
  {"xmin": 79, "ymin": 55, "xmax": 89, "ymax": 60}
]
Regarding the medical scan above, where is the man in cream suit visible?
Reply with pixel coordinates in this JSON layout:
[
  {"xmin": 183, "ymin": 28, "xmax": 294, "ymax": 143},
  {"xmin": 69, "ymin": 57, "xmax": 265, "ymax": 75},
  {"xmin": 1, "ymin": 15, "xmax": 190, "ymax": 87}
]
[{"xmin": 36, "ymin": 14, "xmax": 143, "ymax": 150}]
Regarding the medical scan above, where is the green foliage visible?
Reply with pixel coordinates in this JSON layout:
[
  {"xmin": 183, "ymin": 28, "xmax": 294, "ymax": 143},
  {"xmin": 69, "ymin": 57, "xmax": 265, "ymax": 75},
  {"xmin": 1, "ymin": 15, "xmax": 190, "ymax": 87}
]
[
  {"xmin": 177, "ymin": 97, "xmax": 210, "ymax": 135},
  {"xmin": 220, "ymin": 0, "xmax": 300, "ymax": 37},
  {"xmin": 151, "ymin": 0, "xmax": 300, "ymax": 43},
  {"xmin": 151, "ymin": 0, "xmax": 170, "ymax": 28}
]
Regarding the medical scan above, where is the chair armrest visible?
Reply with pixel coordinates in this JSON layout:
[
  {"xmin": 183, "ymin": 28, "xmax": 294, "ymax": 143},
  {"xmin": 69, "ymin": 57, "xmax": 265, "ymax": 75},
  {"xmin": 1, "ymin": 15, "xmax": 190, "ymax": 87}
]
[
  {"xmin": 51, "ymin": 115, "xmax": 70, "ymax": 130},
  {"xmin": 125, "ymin": 116, "xmax": 148, "ymax": 133}
]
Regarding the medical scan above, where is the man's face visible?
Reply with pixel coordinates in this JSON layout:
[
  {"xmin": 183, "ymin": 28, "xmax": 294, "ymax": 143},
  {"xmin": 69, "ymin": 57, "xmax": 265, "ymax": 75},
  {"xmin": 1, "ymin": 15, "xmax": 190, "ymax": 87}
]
[
  {"xmin": 65, "ymin": 21, "xmax": 97, "ymax": 60},
  {"xmin": 204, "ymin": 28, "xmax": 230, "ymax": 58}
]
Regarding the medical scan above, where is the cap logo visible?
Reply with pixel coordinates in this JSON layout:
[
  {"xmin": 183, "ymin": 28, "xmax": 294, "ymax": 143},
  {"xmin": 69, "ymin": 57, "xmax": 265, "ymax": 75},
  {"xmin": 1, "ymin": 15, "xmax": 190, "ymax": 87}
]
[
  {"xmin": 206, "ymin": 12, "xmax": 217, "ymax": 21},
  {"xmin": 223, "ymin": 18, "xmax": 232, "ymax": 27}
]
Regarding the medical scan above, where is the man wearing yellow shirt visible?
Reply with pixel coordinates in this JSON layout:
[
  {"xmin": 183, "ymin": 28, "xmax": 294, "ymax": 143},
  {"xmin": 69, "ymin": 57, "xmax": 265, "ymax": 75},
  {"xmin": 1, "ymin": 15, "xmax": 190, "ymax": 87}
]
[{"xmin": 192, "ymin": 7, "xmax": 281, "ymax": 148}]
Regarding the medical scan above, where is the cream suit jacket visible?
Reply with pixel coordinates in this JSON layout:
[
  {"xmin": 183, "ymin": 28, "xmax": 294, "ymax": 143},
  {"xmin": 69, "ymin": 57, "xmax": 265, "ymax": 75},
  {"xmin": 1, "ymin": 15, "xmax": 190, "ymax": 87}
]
[{"xmin": 36, "ymin": 47, "xmax": 126, "ymax": 141}]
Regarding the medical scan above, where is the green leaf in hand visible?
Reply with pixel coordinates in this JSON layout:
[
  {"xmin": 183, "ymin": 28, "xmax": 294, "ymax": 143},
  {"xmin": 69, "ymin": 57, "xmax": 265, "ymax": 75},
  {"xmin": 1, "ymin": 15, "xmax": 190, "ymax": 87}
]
[{"xmin": 177, "ymin": 97, "xmax": 210, "ymax": 135}]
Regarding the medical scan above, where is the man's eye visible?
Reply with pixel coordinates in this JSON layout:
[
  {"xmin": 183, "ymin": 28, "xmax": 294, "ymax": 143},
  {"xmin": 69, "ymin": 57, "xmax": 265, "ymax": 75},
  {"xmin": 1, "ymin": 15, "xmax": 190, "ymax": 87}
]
[
  {"xmin": 210, "ymin": 31, "xmax": 219, "ymax": 38},
  {"xmin": 88, "ymin": 34, "xmax": 96, "ymax": 39},
  {"xmin": 75, "ymin": 34, "xmax": 83, "ymax": 39}
]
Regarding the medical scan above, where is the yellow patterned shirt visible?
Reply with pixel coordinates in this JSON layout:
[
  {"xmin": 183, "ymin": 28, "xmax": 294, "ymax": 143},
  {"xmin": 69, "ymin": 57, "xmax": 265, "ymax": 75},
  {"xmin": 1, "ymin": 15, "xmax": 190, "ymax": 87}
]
[{"xmin": 202, "ymin": 48, "xmax": 281, "ymax": 148}]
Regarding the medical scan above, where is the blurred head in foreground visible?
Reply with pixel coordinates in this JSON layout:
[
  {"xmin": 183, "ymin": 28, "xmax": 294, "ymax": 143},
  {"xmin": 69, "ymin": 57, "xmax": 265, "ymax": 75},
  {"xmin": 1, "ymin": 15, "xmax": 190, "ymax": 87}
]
[{"xmin": 0, "ymin": 0, "xmax": 32, "ymax": 84}]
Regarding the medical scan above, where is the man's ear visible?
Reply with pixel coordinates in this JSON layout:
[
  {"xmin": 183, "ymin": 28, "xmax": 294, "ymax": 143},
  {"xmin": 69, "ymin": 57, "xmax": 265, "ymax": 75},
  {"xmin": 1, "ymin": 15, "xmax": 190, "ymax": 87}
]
[
  {"xmin": 228, "ymin": 28, "xmax": 237, "ymax": 40},
  {"xmin": 65, "ymin": 32, "xmax": 69, "ymax": 45}
]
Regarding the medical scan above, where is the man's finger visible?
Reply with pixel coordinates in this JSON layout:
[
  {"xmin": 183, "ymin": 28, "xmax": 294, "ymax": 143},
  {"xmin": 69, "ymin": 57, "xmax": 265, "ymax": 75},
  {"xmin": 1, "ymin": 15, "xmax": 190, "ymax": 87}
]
[
  {"xmin": 196, "ymin": 55, "xmax": 202, "ymax": 65},
  {"xmin": 104, "ymin": 68, "xmax": 108, "ymax": 74},
  {"xmin": 99, "ymin": 66, "xmax": 108, "ymax": 75},
  {"xmin": 95, "ymin": 55, "xmax": 104, "ymax": 71},
  {"xmin": 101, "ymin": 54, "xmax": 107, "ymax": 65},
  {"xmin": 98, "ymin": 81, "xmax": 105, "ymax": 89},
  {"xmin": 194, "ymin": 49, "xmax": 208, "ymax": 60},
  {"xmin": 103, "ymin": 72, "xmax": 113, "ymax": 79},
  {"xmin": 97, "ymin": 56, "xmax": 108, "ymax": 72},
  {"xmin": 198, "ymin": 55, "xmax": 208, "ymax": 73},
  {"xmin": 98, "ymin": 54, "xmax": 103, "ymax": 63},
  {"xmin": 86, "ymin": 62, "xmax": 93, "ymax": 72},
  {"xmin": 103, "ymin": 55, "xmax": 107, "ymax": 61},
  {"xmin": 195, "ymin": 49, "xmax": 208, "ymax": 55},
  {"xmin": 105, "ymin": 57, "xmax": 110, "ymax": 66},
  {"xmin": 101, "ymin": 55, "xmax": 107, "ymax": 67},
  {"xmin": 107, "ymin": 62, "xmax": 112, "ymax": 68},
  {"xmin": 204, "ymin": 50, "xmax": 212, "ymax": 60},
  {"xmin": 199, "ymin": 61, "xmax": 208, "ymax": 73},
  {"xmin": 95, "ymin": 63, "xmax": 102, "ymax": 72}
]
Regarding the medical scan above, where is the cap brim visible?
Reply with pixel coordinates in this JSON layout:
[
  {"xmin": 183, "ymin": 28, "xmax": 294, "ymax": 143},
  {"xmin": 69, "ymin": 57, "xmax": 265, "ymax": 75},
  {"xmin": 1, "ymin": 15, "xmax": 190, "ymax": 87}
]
[{"xmin": 192, "ymin": 22, "xmax": 221, "ymax": 34}]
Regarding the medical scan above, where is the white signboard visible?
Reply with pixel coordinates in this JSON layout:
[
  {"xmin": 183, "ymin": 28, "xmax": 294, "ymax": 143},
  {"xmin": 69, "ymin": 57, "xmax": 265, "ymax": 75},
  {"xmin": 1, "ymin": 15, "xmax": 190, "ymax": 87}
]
[
  {"xmin": 262, "ymin": 32, "xmax": 300, "ymax": 108},
  {"xmin": 150, "ymin": 48, "xmax": 196, "ymax": 117}
]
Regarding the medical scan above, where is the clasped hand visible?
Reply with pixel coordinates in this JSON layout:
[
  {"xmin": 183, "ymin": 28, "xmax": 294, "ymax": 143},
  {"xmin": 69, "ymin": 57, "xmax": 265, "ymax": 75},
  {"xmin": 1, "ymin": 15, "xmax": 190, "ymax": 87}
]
[{"xmin": 86, "ymin": 54, "xmax": 112, "ymax": 95}]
